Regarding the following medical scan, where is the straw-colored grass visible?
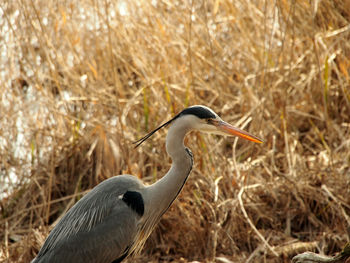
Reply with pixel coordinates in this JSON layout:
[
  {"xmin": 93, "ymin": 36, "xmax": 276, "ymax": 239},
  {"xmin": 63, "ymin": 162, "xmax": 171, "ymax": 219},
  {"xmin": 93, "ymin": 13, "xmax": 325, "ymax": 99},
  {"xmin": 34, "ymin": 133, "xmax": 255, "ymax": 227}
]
[{"xmin": 1, "ymin": 0, "xmax": 349, "ymax": 262}]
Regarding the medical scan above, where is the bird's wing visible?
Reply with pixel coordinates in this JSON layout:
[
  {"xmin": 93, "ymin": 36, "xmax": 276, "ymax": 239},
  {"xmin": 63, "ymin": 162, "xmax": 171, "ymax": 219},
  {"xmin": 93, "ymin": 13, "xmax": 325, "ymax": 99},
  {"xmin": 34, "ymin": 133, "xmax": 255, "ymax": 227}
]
[{"xmin": 34, "ymin": 176, "xmax": 144, "ymax": 263}]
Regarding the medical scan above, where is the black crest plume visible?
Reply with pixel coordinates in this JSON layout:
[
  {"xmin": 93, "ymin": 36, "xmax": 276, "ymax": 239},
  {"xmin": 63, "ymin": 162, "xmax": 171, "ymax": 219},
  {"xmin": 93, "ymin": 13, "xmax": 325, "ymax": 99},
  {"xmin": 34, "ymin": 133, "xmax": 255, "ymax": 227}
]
[
  {"xmin": 133, "ymin": 114, "xmax": 180, "ymax": 148},
  {"xmin": 133, "ymin": 106, "xmax": 216, "ymax": 148}
]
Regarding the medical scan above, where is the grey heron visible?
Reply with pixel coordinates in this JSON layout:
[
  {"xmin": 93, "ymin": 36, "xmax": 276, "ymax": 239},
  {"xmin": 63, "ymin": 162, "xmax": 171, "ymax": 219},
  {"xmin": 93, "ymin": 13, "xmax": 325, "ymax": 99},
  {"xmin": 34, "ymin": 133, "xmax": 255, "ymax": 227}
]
[{"xmin": 32, "ymin": 105, "xmax": 263, "ymax": 263}]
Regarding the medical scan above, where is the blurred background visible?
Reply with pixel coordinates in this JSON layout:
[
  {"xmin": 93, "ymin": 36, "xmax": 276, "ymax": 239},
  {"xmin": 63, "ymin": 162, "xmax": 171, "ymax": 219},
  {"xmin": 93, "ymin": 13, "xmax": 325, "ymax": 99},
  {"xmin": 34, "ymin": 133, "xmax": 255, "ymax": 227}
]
[{"xmin": 0, "ymin": 0, "xmax": 349, "ymax": 262}]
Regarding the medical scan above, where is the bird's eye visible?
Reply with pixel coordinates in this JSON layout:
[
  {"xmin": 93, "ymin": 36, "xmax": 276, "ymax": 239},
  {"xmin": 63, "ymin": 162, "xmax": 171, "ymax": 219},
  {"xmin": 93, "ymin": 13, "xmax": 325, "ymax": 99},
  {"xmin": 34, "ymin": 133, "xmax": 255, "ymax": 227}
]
[{"xmin": 206, "ymin": 119, "xmax": 213, "ymax": 124}]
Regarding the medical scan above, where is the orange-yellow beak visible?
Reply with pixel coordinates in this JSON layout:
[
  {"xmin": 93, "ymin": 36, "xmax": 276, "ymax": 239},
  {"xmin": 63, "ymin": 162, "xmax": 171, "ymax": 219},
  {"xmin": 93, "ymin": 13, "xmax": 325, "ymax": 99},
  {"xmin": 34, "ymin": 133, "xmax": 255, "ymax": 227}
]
[{"xmin": 215, "ymin": 120, "xmax": 263, "ymax": 144}]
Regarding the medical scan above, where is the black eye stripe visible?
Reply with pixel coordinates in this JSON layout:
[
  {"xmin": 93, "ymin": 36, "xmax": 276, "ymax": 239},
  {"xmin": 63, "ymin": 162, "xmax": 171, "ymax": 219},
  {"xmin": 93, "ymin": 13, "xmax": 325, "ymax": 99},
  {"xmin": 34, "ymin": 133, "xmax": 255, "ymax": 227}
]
[
  {"xmin": 179, "ymin": 106, "xmax": 216, "ymax": 119},
  {"xmin": 133, "ymin": 106, "xmax": 217, "ymax": 148}
]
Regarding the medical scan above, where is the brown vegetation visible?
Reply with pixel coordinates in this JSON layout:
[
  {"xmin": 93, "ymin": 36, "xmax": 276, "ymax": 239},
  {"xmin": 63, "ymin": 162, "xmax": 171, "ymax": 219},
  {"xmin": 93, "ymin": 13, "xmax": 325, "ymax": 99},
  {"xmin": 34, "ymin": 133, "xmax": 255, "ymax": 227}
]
[{"xmin": 1, "ymin": 0, "xmax": 350, "ymax": 262}]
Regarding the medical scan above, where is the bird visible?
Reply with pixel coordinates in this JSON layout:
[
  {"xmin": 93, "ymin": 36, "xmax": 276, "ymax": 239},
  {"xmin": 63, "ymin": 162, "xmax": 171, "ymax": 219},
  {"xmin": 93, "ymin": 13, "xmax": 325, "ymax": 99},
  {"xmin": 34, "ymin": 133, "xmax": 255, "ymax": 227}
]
[{"xmin": 32, "ymin": 105, "xmax": 263, "ymax": 263}]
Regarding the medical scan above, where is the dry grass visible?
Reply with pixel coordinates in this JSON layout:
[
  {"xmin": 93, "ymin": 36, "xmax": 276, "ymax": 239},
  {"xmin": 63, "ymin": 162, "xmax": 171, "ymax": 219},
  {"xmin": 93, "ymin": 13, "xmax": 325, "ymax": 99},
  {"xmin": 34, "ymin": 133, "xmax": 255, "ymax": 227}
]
[{"xmin": 1, "ymin": 0, "xmax": 350, "ymax": 262}]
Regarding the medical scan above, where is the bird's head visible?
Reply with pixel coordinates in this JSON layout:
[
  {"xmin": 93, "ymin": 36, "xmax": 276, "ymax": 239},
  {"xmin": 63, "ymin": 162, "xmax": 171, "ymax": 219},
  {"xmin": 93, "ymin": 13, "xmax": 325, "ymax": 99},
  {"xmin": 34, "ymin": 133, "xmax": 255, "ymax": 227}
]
[{"xmin": 134, "ymin": 105, "xmax": 263, "ymax": 147}]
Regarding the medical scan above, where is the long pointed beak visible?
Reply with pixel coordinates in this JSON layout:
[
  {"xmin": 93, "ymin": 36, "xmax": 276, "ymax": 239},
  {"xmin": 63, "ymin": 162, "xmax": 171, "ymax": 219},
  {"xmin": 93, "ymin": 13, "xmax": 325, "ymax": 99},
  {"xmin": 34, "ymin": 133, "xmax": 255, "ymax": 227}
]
[{"xmin": 216, "ymin": 120, "xmax": 263, "ymax": 144}]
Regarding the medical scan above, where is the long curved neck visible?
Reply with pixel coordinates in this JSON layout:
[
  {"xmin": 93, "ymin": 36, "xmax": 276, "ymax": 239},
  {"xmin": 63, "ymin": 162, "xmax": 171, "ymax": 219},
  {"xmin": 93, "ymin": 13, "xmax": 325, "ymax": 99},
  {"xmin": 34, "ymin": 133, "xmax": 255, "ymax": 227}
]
[
  {"xmin": 133, "ymin": 117, "xmax": 195, "ymax": 255},
  {"xmin": 145, "ymin": 119, "xmax": 193, "ymax": 219}
]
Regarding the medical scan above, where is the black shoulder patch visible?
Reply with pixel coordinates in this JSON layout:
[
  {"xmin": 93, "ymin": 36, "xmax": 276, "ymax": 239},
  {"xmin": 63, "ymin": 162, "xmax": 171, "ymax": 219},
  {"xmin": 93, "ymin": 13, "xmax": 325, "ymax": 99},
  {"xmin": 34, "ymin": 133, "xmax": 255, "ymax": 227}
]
[
  {"xmin": 180, "ymin": 106, "xmax": 216, "ymax": 119},
  {"xmin": 111, "ymin": 252, "xmax": 127, "ymax": 263},
  {"xmin": 112, "ymin": 246, "xmax": 129, "ymax": 263},
  {"xmin": 122, "ymin": 191, "xmax": 144, "ymax": 217}
]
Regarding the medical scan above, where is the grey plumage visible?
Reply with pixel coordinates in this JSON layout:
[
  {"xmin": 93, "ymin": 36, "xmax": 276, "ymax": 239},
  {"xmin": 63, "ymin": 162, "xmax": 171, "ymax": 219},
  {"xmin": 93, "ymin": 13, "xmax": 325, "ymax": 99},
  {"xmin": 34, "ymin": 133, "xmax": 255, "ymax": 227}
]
[
  {"xmin": 33, "ymin": 176, "xmax": 144, "ymax": 263},
  {"xmin": 32, "ymin": 105, "xmax": 262, "ymax": 263}
]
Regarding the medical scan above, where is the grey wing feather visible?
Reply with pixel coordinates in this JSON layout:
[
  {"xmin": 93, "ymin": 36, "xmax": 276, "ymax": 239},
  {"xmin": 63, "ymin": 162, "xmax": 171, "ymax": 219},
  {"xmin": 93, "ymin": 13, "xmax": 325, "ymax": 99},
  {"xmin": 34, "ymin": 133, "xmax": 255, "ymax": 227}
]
[{"xmin": 32, "ymin": 175, "xmax": 144, "ymax": 263}]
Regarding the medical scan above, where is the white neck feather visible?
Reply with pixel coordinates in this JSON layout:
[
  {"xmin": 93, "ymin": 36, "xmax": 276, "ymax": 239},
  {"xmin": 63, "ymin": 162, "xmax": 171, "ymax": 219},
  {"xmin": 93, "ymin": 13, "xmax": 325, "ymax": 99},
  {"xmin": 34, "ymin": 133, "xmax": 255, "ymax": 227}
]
[{"xmin": 143, "ymin": 115, "xmax": 196, "ymax": 222}]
